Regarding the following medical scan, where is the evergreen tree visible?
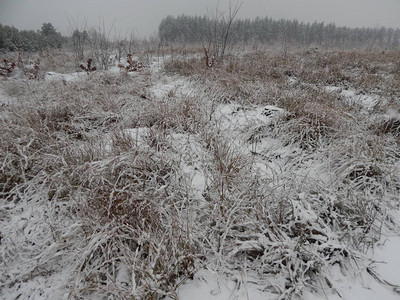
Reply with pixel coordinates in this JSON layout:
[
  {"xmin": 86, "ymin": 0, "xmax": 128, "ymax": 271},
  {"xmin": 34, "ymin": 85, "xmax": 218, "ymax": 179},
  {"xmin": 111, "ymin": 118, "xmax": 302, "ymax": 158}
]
[
  {"xmin": 158, "ymin": 14, "xmax": 400, "ymax": 50},
  {"xmin": 40, "ymin": 22, "xmax": 64, "ymax": 49}
]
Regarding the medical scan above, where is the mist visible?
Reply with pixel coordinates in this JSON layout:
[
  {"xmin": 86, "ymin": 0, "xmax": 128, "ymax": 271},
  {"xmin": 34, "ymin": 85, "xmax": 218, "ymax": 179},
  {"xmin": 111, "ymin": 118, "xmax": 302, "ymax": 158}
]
[{"xmin": 1, "ymin": 0, "xmax": 399, "ymax": 37}]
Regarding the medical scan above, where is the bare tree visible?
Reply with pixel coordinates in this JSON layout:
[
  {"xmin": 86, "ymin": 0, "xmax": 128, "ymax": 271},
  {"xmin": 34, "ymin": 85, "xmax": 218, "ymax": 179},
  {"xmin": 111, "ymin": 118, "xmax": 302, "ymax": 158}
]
[
  {"xmin": 88, "ymin": 18, "xmax": 115, "ymax": 70},
  {"xmin": 127, "ymin": 30, "xmax": 137, "ymax": 55},
  {"xmin": 113, "ymin": 30, "xmax": 127, "ymax": 63},
  {"xmin": 203, "ymin": 1, "xmax": 241, "ymax": 67},
  {"xmin": 67, "ymin": 16, "xmax": 89, "ymax": 70},
  {"xmin": 220, "ymin": 2, "xmax": 241, "ymax": 58}
]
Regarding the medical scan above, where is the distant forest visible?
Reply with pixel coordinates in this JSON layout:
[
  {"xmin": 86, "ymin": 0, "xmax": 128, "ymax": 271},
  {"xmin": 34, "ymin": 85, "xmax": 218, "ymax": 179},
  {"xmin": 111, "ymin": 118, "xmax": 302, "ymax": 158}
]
[
  {"xmin": 159, "ymin": 15, "xmax": 400, "ymax": 49},
  {"xmin": 1, "ymin": 15, "xmax": 399, "ymax": 53},
  {"xmin": 0, "ymin": 23, "xmax": 66, "ymax": 52}
]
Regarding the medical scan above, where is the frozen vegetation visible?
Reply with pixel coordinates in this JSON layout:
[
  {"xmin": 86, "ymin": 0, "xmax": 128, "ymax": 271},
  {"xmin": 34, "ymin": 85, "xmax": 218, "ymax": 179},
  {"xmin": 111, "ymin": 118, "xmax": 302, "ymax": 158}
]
[{"xmin": 1, "ymin": 48, "xmax": 400, "ymax": 300}]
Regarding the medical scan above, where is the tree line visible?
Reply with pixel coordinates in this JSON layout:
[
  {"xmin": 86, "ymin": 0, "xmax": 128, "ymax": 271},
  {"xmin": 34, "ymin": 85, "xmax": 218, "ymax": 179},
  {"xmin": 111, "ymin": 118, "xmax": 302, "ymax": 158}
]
[
  {"xmin": 0, "ymin": 23, "xmax": 66, "ymax": 52},
  {"xmin": 2, "ymin": 16, "xmax": 399, "ymax": 53},
  {"xmin": 159, "ymin": 15, "xmax": 400, "ymax": 49}
]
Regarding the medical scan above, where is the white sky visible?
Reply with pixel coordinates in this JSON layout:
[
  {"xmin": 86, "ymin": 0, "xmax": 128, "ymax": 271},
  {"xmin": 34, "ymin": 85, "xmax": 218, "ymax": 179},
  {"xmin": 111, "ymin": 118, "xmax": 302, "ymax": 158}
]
[{"xmin": 1, "ymin": 0, "xmax": 399, "ymax": 37}]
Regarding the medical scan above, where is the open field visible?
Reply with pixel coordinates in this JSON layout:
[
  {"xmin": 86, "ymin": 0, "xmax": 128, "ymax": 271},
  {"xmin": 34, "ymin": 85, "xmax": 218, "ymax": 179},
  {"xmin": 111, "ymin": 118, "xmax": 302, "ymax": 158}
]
[{"xmin": 1, "ymin": 48, "xmax": 400, "ymax": 299}]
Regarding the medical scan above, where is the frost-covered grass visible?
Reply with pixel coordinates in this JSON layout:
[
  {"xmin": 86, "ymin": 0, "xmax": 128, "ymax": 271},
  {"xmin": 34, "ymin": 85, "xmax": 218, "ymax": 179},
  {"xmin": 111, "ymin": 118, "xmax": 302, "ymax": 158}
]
[{"xmin": 1, "ymin": 49, "xmax": 400, "ymax": 299}]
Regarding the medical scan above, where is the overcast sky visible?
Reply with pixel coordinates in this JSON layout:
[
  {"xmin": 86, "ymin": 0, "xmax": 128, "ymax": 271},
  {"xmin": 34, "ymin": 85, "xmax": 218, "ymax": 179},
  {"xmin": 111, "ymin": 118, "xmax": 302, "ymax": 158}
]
[{"xmin": 1, "ymin": 0, "xmax": 399, "ymax": 37}]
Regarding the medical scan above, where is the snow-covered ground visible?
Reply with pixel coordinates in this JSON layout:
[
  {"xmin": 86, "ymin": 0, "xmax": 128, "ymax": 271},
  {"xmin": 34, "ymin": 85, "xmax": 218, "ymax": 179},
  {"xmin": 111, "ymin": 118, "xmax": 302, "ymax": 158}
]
[
  {"xmin": 1, "ymin": 54, "xmax": 400, "ymax": 299},
  {"xmin": 178, "ymin": 240, "xmax": 400, "ymax": 300},
  {"xmin": 325, "ymin": 85, "xmax": 383, "ymax": 112}
]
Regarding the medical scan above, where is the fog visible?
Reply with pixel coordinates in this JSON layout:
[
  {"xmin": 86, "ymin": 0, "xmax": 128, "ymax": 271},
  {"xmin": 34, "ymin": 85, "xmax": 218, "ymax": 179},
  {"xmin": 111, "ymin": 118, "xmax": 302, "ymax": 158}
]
[{"xmin": 1, "ymin": 0, "xmax": 399, "ymax": 36}]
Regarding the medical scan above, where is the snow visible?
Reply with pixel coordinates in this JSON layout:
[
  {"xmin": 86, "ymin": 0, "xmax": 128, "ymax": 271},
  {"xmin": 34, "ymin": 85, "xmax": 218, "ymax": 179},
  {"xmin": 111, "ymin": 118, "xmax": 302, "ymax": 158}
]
[
  {"xmin": 148, "ymin": 69, "xmax": 400, "ymax": 299},
  {"xmin": 371, "ymin": 237, "xmax": 400, "ymax": 289},
  {"xmin": 213, "ymin": 104, "xmax": 286, "ymax": 130},
  {"xmin": 0, "ymin": 189, "xmax": 75, "ymax": 300},
  {"xmin": 0, "ymin": 87, "xmax": 13, "ymax": 106},
  {"xmin": 124, "ymin": 127, "xmax": 150, "ymax": 146},
  {"xmin": 45, "ymin": 71, "xmax": 86, "ymax": 82},
  {"xmin": 149, "ymin": 76, "xmax": 195, "ymax": 99},
  {"xmin": 1, "ymin": 53, "xmax": 400, "ymax": 300},
  {"xmin": 319, "ymin": 246, "xmax": 400, "ymax": 300},
  {"xmin": 178, "ymin": 269, "xmax": 276, "ymax": 300},
  {"xmin": 181, "ymin": 164, "xmax": 207, "ymax": 201},
  {"xmin": 178, "ymin": 236, "xmax": 400, "ymax": 300},
  {"xmin": 325, "ymin": 86, "xmax": 384, "ymax": 112}
]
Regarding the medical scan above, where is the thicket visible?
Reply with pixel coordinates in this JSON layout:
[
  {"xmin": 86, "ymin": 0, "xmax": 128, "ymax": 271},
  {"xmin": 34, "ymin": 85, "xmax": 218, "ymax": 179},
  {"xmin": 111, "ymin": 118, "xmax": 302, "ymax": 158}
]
[{"xmin": 159, "ymin": 15, "xmax": 400, "ymax": 49}]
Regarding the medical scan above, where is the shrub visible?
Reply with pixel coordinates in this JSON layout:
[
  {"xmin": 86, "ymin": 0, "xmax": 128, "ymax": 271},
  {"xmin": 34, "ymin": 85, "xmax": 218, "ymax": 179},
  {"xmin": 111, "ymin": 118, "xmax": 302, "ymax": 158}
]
[
  {"xmin": 0, "ymin": 59, "xmax": 16, "ymax": 76},
  {"xmin": 118, "ymin": 53, "xmax": 145, "ymax": 72},
  {"xmin": 80, "ymin": 58, "xmax": 97, "ymax": 74}
]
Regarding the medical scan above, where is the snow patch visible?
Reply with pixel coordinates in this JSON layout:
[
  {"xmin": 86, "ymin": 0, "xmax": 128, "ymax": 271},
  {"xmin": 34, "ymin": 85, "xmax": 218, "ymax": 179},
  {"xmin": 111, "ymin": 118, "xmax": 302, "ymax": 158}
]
[
  {"xmin": 325, "ymin": 86, "xmax": 384, "ymax": 111},
  {"xmin": 149, "ymin": 76, "xmax": 194, "ymax": 99},
  {"xmin": 45, "ymin": 71, "xmax": 86, "ymax": 82},
  {"xmin": 213, "ymin": 104, "xmax": 286, "ymax": 131},
  {"xmin": 178, "ymin": 269, "xmax": 276, "ymax": 300}
]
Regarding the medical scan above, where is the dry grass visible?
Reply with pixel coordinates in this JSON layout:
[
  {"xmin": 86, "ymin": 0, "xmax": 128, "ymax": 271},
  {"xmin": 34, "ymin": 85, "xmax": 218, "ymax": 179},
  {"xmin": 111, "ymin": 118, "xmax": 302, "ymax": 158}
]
[
  {"xmin": 0, "ymin": 66, "xmax": 214, "ymax": 298},
  {"xmin": 166, "ymin": 49, "xmax": 400, "ymax": 99},
  {"xmin": 1, "ymin": 48, "xmax": 400, "ymax": 299}
]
